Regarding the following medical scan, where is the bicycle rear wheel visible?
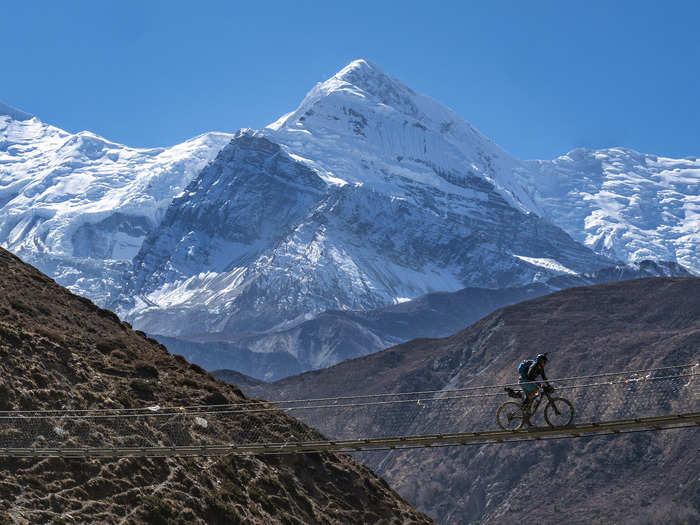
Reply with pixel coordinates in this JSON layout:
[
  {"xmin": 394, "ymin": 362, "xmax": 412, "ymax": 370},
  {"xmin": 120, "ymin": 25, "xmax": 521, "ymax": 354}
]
[
  {"xmin": 496, "ymin": 401, "xmax": 526, "ymax": 430},
  {"xmin": 544, "ymin": 397, "xmax": 574, "ymax": 427}
]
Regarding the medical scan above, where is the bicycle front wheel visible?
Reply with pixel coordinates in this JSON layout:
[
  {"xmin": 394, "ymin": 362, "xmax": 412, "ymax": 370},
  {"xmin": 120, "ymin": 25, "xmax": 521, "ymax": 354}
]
[
  {"xmin": 544, "ymin": 397, "xmax": 574, "ymax": 427},
  {"xmin": 496, "ymin": 401, "xmax": 526, "ymax": 431}
]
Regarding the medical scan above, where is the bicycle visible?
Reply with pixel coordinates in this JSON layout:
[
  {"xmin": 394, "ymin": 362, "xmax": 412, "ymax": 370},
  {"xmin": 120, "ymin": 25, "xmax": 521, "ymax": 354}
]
[{"xmin": 496, "ymin": 384, "xmax": 574, "ymax": 431}]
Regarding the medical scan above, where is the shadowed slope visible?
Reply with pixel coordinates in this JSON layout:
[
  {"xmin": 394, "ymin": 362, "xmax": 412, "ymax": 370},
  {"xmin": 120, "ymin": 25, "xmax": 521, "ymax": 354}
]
[
  {"xmin": 0, "ymin": 247, "xmax": 431, "ymax": 524},
  {"xmin": 247, "ymin": 278, "xmax": 700, "ymax": 524},
  {"xmin": 173, "ymin": 261, "xmax": 691, "ymax": 379}
]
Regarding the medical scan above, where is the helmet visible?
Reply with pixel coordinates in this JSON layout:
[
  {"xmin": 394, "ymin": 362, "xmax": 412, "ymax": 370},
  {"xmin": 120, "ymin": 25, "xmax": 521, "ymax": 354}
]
[{"xmin": 535, "ymin": 353, "xmax": 548, "ymax": 364}]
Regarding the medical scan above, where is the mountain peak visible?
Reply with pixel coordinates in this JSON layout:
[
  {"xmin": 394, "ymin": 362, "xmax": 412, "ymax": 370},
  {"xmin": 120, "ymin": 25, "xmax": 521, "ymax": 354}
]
[
  {"xmin": 324, "ymin": 59, "xmax": 418, "ymax": 111},
  {"xmin": 266, "ymin": 59, "xmax": 420, "ymax": 132},
  {"xmin": 0, "ymin": 101, "xmax": 34, "ymax": 121},
  {"xmin": 333, "ymin": 59, "xmax": 387, "ymax": 83}
]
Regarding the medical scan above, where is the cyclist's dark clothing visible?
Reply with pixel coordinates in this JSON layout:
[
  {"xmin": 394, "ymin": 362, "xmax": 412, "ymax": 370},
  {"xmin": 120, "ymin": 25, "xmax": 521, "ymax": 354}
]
[
  {"xmin": 522, "ymin": 362, "xmax": 548, "ymax": 382},
  {"xmin": 519, "ymin": 362, "xmax": 548, "ymax": 403}
]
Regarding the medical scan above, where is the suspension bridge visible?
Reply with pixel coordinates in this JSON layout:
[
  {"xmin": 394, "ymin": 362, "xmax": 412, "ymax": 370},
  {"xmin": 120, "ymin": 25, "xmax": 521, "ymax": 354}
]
[{"xmin": 0, "ymin": 364, "xmax": 697, "ymax": 458}]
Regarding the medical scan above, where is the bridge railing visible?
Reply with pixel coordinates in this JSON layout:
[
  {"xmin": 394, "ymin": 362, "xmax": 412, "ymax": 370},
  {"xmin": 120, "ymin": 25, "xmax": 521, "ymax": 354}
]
[
  {"xmin": 271, "ymin": 364, "xmax": 699, "ymax": 440},
  {"xmin": 0, "ymin": 364, "xmax": 696, "ymax": 452}
]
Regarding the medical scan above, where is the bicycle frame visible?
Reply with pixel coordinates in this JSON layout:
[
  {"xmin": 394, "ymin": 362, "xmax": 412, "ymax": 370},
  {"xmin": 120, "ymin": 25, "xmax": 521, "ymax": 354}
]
[
  {"xmin": 498, "ymin": 385, "xmax": 574, "ymax": 430},
  {"xmin": 525, "ymin": 387, "xmax": 553, "ymax": 419}
]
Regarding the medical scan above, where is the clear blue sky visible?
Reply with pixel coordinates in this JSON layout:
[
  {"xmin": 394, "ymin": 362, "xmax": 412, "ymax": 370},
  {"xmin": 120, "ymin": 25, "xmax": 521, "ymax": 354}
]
[{"xmin": 3, "ymin": 1, "xmax": 699, "ymax": 160}]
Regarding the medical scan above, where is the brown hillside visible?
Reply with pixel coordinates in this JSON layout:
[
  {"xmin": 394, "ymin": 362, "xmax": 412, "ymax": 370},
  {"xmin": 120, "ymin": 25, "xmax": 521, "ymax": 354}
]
[
  {"xmin": 249, "ymin": 278, "xmax": 700, "ymax": 524},
  {"xmin": 0, "ymin": 247, "xmax": 432, "ymax": 524}
]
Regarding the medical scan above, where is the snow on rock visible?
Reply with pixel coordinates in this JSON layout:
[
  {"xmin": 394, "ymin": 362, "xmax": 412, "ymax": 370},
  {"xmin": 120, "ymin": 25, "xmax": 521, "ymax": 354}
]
[
  {"xmin": 0, "ymin": 102, "xmax": 233, "ymax": 304},
  {"xmin": 520, "ymin": 148, "xmax": 700, "ymax": 274},
  {"xmin": 116, "ymin": 64, "xmax": 612, "ymax": 337},
  {"xmin": 512, "ymin": 255, "xmax": 578, "ymax": 276},
  {"xmin": 265, "ymin": 59, "xmax": 540, "ymax": 215},
  {"xmin": 2, "ymin": 59, "xmax": 697, "ymax": 350}
]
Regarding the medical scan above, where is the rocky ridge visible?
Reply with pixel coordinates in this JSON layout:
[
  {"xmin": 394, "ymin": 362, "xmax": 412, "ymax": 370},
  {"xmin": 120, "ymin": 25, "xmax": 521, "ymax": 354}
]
[{"xmin": 0, "ymin": 247, "xmax": 431, "ymax": 524}]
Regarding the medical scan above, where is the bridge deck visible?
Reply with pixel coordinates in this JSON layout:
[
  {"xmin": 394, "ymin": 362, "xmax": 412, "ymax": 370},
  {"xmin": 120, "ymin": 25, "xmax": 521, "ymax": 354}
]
[{"xmin": 1, "ymin": 412, "xmax": 697, "ymax": 458}]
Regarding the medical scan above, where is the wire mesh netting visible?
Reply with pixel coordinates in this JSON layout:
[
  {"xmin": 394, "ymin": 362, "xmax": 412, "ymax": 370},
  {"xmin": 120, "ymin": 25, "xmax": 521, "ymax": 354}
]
[
  {"xmin": 0, "ymin": 364, "xmax": 697, "ymax": 453},
  {"xmin": 273, "ymin": 364, "xmax": 699, "ymax": 440}
]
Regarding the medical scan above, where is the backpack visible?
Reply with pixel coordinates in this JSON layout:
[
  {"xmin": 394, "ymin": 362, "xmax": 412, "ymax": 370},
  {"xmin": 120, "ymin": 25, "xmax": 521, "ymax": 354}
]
[{"xmin": 518, "ymin": 359, "xmax": 533, "ymax": 377}]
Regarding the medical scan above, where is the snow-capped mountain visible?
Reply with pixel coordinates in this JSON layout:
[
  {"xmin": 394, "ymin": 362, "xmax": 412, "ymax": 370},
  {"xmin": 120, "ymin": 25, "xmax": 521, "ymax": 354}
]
[
  {"xmin": 0, "ymin": 102, "xmax": 232, "ymax": 304},
  {"xmin": 520, "ymin": 148, "xmax": 700, "ymax": 273},
  {"xmin": 2, "ymin": 60, "xmax": 697, "ymax": 374},
  {"xmin": 148, "ymin": 260, "xmax": 693, "ymax": 380},
  {"xmin": 265, "ymin": 60, "xmax": 539, "ymax": 214},
  {"xmin": 117, "ymin": 61, "xmax": 612, "ymax": 336}
]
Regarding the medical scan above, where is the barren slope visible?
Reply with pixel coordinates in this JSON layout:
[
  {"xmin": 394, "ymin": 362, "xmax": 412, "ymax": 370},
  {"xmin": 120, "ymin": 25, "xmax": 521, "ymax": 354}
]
[
  {"xmin": 0, "ymin": 247, "xmax": 431, "ymax": 524},
  {"xmin": 247, "ymin": 278, "xmax": 700, "ymax": 524}
]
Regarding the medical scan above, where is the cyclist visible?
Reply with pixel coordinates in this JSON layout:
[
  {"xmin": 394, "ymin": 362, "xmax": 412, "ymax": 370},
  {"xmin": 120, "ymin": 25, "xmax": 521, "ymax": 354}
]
[{"xmin": 519, "ymin": 353, "xmax": 553, "ymax": 423}]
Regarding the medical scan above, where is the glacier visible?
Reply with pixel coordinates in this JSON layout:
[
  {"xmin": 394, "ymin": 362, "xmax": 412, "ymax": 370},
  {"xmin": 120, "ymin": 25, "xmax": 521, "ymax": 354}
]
[
  {"xmin": 0, "ymin": 103, "xmax": 233, "ymax": 304},
  {"xmin": 521, "ymin": 148, "xmax": 700, "ymax": 273}
]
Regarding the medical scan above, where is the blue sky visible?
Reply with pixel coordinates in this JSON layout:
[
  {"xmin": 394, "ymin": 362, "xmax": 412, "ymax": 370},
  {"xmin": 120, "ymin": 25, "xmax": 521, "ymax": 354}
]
[{"xmin": 3, "ymin": 1, "xmax": 699, "ymax": 159}]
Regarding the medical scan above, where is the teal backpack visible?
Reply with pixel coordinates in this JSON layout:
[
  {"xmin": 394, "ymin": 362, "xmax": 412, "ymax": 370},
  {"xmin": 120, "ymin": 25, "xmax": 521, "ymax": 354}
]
[{"xmin": 518, "ymin": 359, "xmax": 534, "ymax": 377}]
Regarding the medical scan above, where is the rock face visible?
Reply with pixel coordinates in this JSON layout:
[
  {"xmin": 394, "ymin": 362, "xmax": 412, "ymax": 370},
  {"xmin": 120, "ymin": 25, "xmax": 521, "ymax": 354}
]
[
  {"xmin": 0, "ymin": 247, "xmax": 431, "ymax": 524},
  {"xmin": 243, "ymin": 277, "xmax": 700, "ymax": 524}
]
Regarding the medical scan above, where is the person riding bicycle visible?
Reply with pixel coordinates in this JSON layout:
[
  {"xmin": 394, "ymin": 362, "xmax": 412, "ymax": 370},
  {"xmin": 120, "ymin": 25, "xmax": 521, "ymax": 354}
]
[
  {"xmin": 498, "ymin": 353, "xmax": 573, "ymax": 430},
  {"xmin": 519, "ymin": 353, "xmax": 554, "ymax": 420}
]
